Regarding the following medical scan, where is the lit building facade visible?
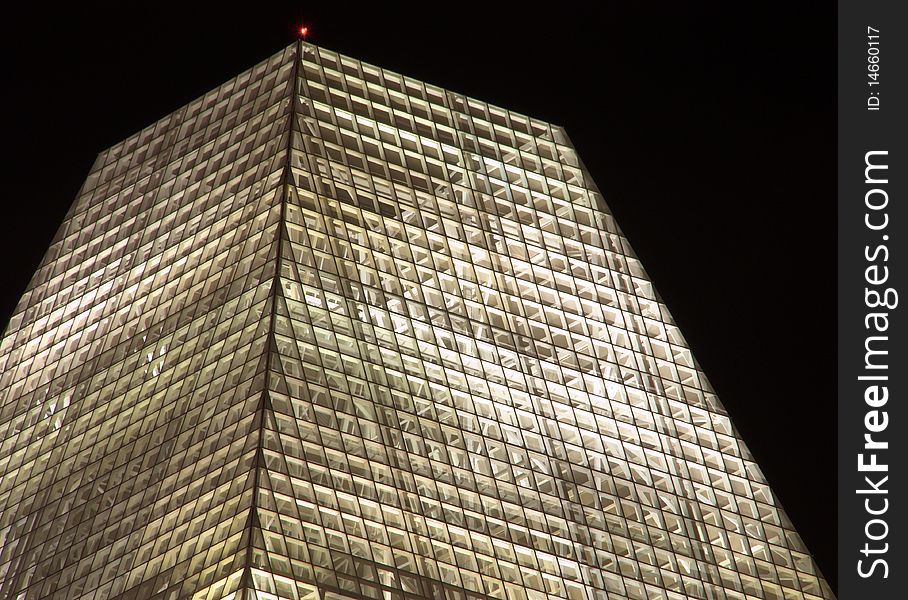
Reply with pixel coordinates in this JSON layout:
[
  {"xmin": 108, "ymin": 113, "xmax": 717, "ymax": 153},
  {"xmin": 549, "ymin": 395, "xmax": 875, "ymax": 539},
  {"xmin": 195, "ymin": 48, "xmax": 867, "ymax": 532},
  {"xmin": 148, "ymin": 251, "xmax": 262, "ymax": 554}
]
[{"xmin": 0, "ymin": 41, "xmax": 833, "ymax": 600}]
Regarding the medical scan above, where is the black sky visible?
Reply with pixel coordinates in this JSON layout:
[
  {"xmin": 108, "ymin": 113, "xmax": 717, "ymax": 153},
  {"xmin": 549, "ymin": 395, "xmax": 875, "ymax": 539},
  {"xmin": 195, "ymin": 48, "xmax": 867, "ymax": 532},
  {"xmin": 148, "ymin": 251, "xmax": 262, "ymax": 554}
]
[{"xmin": 1, "ymin": 1, "xmax": 835, "ymax": 590}]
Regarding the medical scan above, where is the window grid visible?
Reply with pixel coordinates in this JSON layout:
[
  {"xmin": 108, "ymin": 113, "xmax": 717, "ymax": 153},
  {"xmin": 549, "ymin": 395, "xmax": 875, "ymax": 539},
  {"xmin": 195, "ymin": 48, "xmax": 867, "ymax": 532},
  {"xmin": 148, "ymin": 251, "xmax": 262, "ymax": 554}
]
[{"xmin": 0, "ymin": 41, "xmax": 832, "ymax": 600}]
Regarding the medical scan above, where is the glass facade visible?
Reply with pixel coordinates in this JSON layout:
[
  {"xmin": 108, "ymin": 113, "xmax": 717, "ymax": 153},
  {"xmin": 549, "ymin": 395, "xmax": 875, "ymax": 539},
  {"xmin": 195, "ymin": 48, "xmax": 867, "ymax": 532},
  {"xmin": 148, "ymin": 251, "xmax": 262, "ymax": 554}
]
[{"xmin": 0, "ymin": 42, "xmax": 833, "ymax": 600}]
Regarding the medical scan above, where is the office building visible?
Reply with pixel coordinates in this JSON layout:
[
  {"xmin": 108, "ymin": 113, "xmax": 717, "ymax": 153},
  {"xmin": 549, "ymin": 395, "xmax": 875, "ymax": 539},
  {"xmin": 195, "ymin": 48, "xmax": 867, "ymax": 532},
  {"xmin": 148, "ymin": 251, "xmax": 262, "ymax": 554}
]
[{"xmin": 0, "ymin": 41, "xmax": 833, "ymax": 600}]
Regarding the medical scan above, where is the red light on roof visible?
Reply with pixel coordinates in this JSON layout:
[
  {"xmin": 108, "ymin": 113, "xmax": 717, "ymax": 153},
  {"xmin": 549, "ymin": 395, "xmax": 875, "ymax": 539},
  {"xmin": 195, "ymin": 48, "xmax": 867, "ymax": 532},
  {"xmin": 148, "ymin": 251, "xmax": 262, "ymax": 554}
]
[{"xmin": 298, "ymin": 25, "xmax": 309, "ymax": 38}]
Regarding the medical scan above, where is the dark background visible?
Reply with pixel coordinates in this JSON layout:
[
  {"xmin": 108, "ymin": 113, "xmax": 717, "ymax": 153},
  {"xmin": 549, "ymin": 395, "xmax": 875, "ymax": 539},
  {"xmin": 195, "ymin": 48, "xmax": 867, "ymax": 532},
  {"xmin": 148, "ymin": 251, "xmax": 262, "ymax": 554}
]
[{"xmin": 1, "ymin": 1, "xmax": 835, "ymax": 590}]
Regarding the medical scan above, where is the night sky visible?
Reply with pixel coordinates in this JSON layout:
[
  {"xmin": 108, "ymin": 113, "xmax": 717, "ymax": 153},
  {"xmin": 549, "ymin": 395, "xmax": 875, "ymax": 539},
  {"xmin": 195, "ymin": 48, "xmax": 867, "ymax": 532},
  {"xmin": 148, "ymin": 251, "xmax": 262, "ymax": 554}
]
[{"xmin": 2, "ymin": 2, "xmax": 835, "ymax": 590}]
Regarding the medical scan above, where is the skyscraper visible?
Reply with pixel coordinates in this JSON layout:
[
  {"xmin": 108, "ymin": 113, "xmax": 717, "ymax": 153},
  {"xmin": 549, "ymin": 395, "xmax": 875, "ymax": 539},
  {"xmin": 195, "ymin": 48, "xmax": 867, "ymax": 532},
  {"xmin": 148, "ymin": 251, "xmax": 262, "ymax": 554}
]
[{"xmin": 0, "ymin": 39, "xmax": 833, "ymax": 600}]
